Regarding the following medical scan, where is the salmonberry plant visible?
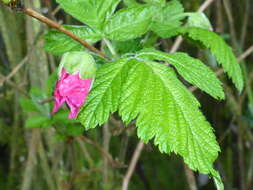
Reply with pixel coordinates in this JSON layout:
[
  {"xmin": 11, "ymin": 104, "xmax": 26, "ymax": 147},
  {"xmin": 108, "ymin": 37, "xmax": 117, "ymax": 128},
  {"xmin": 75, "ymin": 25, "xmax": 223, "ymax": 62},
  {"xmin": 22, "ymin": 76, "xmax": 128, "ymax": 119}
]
[{"xmin": 43, "ymin": 0, "xmax": 244, "ymax": 189}]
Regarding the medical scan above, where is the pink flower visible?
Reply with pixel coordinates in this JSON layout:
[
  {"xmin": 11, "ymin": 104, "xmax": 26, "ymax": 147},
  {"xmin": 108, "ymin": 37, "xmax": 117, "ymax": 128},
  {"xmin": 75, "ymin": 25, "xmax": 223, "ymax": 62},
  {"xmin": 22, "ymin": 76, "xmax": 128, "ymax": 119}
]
[{"xmin": 52, "ymin": 69, "xmax": 93, "ymax": 119}]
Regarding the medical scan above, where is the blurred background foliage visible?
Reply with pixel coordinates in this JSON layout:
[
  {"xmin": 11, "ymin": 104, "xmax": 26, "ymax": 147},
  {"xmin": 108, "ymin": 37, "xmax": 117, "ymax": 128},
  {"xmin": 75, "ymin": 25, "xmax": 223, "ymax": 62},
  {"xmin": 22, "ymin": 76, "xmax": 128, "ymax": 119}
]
[{"xmin": 0, "ymin": 0, "xmax": 253, "ymax": 190}]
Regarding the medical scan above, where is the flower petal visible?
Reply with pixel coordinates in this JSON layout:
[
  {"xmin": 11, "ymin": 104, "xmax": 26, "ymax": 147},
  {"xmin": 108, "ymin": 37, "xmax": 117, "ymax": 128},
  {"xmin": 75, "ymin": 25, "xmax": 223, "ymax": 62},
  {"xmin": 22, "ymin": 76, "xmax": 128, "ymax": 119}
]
[{"xmin": 66, "ymin": 98, "xmax": 79, "ymax": 119}]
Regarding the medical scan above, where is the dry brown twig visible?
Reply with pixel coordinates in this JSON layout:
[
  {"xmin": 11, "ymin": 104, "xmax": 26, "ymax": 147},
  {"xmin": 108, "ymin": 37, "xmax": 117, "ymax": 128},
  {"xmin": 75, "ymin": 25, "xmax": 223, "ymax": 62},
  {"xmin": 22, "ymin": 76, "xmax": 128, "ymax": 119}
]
[
  {"xmin": 0, "ymin": 74, "xmax": 29, "ymax": 97},
  {"xmin": 0, "ymin": 56, "xmax": 29, "ymax": 86}
]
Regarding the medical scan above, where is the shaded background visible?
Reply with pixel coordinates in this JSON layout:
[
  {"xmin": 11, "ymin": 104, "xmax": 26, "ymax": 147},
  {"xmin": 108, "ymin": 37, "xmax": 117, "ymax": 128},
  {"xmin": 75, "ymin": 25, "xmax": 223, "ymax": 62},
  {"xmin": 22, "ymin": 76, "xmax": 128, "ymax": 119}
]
[{"xmin": 0, "ymin": 0, "xmax": 253, "ymax": 189}]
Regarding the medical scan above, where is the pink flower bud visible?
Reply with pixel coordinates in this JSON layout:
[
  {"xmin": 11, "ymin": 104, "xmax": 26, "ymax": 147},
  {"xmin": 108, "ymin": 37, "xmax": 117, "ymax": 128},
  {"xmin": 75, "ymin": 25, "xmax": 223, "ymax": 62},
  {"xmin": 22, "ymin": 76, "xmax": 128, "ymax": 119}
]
[
  {"xmin": 52, "ymin": 69, "xmax": 93, "ymax": 119},
  {"xmin": 52, "ymin": 52, "xmax": 96, "ymax": 119}
]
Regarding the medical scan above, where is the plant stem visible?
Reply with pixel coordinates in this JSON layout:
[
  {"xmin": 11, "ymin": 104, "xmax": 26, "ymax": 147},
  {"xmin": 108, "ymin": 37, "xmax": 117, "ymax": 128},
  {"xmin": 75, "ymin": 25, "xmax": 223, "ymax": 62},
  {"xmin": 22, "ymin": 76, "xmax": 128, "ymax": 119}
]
[
  {"xmin": 17, "ymin": 7, "xmax": 108, "ymax": 59},
  {"xmin": 103, "ymin": 38, "xmax": 118, "ymax": 58}
]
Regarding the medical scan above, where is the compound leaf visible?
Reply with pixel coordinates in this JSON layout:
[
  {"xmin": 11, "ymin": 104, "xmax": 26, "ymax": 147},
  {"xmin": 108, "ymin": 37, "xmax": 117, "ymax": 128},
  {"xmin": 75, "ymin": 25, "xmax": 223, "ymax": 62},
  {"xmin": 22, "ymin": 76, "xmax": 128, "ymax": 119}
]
[
  {"xmin": 119, "ymin": 59, "xmax": 220, "ymax": 176},
  {"xmin": 77, "ymin": 56, "xmax": 221, "ymax": 179},
  {"xmin": 178, "ymin": 27, "xmax": 244, "ymax": 91}
]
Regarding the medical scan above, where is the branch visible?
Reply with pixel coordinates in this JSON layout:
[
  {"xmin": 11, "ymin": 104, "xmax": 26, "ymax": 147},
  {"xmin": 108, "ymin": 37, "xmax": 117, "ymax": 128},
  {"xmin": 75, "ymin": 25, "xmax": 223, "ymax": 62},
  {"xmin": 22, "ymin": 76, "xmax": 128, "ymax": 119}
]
[
  {"xmin": 21, "ymin": 7, "xmax": 108, "ymax": 59},
  {"xmin": 237, "ymin": 45, "xmax": 253, "ymax": 62},
  {"xmin": 0, "ymin": 73, "xmax": 29, "ymax": 96},
  {"xmin": 198, "ymin": 0, "xmax": 216, "ymax": 12},
  {"xmin": 2, "ymin": 1, "xmax": 107, "ymax": 59},
  {"xmin": 122, "ymin": 141, "xmax": 145, "ymax": 190},
  {"xmin": 0, "ymin": 0, "xmax": 109, "ymax": 59}
]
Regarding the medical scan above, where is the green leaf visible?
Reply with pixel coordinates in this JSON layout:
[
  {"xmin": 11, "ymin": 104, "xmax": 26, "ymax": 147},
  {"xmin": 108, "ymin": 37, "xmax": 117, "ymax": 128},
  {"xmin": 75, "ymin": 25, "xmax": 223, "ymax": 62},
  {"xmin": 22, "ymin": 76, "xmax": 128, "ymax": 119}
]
[
  {"xmin": 56, "ymin": 0, "xmax": 120, "ymax": 29},
  {"xmin": 178, "ymin": 27, "xmax": 244, "ymax": 91},
  {"xmin": 44, "ymin": 25, "xmax": 101, "ymax": 55},
  {"xmin": 77, "ymin": 59, "xmax": 131, "ymax": 129},
  {"xmin": 59, "ymin": 124, "xmax": 84, "ymax": 137},
  {"xmin": 151, "ymin": 0, "xmax": 185, "ymax": 38},
  {"xmin": 187, "ymin": 12, "xmax": 212, "ymax": 30},
  {"xmin": 104, "ymin": 5, "xmax": 154, "ymax": 41},
  {"xmin": 19, "ymin": 98, "xmax": 38, "ymax": 112},
  {"xmin": 52, "ymin": 111, "xmax": 76, "ymax": 125},
  {"xmin": 123, "ymin": 0, "xmax": 140, "ymax": 7},
  {"xmin": 143, "ymin": 0, "xmax": 166, "ymax": 6},
  {"xmin": 25, "ymin": 115, "xmax": 52, "ymax": 129},
  {"xmin": 119, "ymin": 59, "xmax": 220, "ymax": 176},
  {"xmin": 97, "ymin": 0, "xmax": 121, "ymax": 20},
  {"xmin": 137, "ymin": 49, "xmax": 225, "ymax": 99},
  {"xmin": 30, "ymin": 88, "xmax": 50, "ymax": 117}
]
